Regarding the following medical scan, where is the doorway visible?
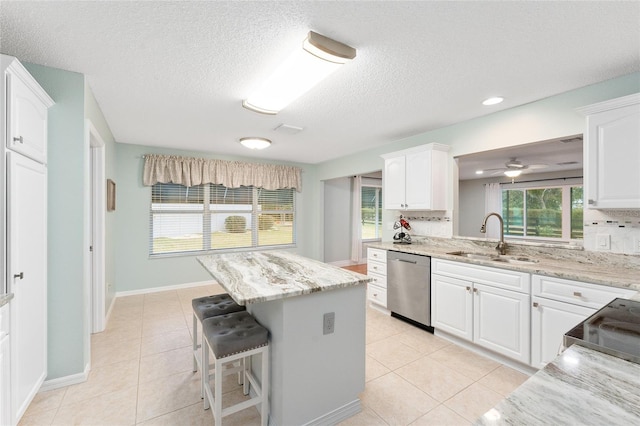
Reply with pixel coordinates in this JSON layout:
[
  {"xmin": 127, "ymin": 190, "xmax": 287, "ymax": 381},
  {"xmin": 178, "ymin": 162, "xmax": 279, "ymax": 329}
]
[{"xmin": 87, "ymin": 120, "xmax": 106, "ymax": 333}]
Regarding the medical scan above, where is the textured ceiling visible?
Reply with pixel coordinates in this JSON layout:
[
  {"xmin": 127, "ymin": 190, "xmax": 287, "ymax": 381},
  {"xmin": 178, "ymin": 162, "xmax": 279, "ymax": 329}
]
[{"xmin": 1, "ymin": 1, "xmax": 639, "ymax": 164}]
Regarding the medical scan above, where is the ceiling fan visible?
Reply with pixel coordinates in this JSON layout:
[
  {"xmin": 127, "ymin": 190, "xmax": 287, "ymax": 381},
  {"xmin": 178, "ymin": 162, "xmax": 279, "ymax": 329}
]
[{"xmin": 478, "ymin": 158, "xmax": 548, "ymax": 177}]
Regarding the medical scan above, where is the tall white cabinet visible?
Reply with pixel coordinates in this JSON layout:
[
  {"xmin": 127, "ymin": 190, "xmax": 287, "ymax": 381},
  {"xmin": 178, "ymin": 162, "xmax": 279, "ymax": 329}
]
[
  {"xmin": 1, "ymin": 54, "xmax": 54, "ymax": 426},
  {"xmin": 578, "ymin": 93, "xmax": 640, "ymax": 209}
]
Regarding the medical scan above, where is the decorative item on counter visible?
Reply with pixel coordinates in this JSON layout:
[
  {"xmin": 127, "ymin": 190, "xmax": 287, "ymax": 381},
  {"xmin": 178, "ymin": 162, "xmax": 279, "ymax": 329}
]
[{"xmin": 393, "ymin": 215, "xmax": 412, "ymax": 244}]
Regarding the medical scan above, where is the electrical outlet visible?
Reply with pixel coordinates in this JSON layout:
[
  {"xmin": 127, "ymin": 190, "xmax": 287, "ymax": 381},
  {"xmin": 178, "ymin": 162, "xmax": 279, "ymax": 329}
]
[
  {"xmin": 596, "ymin": 234, "xmax": 611, "ymax": 250},
  {"xmin": 323, "ymin": 312, "xmax": 335, "ymax": 335}
]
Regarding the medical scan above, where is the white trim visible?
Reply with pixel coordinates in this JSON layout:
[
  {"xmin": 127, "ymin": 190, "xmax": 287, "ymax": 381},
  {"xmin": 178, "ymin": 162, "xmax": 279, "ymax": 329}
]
[
  {"xmin": 115, "ymin": 280, "xmax": 215, "ymax": 298},
  {"xmin": 86, "ymin": 119, "xmax": 106, "ymax": 334},
  {"xmin": 39, "ymin": 363, "xmax": 90, "ymax": 392},
  {"xmin": 302, "ymin": 399, "xmax": 362, "ymax": 426},
  {"xmin": 576, "ymin": 92, "xmax": 640, "ymax": 115}
]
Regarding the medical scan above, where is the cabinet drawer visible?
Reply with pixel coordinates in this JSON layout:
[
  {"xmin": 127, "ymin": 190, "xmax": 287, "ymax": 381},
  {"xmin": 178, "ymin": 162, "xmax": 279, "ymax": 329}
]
[
  {"xmin": 432, "ymin": 258, "xmax": 530, "ymax": 293},
  {"xmin": 368, "ymin": 272, "xmax": 387, "ymax": 289},
  {"xmin": 532, "ymin": 275, "xmax": 636, "ymax": 309},
  {"xmin": 367, "ymin": 248, "xmax": 387, "ymax": 264},
  {"xmin": 367, "ymin": 284, "xmax": 387, "ymax": 307},
  {"xmin": 367, "ymin": 260, "xmax": 386, "ymax": 276}
]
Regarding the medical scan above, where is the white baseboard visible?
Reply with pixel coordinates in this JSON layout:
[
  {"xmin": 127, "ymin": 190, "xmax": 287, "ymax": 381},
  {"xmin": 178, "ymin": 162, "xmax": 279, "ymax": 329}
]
[
  {"xmin": 40, "ymin": 362, "xmax": 90, "ymax": 392},
  {"xmin": 303, "ymin": 399, "xmax": 362, "ymax": 426},
  {"xmin": 115, "ymin": 280, "xmax": 216, "ymax": 298}
]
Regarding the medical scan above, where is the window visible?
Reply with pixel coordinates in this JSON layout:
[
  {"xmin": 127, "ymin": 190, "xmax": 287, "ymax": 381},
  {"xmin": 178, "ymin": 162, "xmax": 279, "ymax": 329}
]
[
  {"xmin": 361, "ymin": 185, "xmax": 382, "ymax": 240},
  {"xmin": 150, "ymin": 183, "xmax": 295, "ymax": 256},
  {"xmin": 502, "ymin": 183, "xmax": 583, "ymax": 241}
]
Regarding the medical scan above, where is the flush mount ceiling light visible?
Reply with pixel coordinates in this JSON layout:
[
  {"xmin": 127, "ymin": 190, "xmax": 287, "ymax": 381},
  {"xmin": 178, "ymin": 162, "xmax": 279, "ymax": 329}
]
[
  {"xmin": 239, "ymin": 137, "xmax": 272, "ymax": 150},
  {"xmin": 482, "ymin": 97, "xmax": 504, "ymax": 106},
  {"xmin": 242, "ymin": 31, "xmax": 356, "ymax": 115}
]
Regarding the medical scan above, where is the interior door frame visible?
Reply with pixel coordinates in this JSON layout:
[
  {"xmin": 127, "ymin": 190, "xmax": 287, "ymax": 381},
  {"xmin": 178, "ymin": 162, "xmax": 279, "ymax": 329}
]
[{"xmin": 86, "ymin": 120, "xmax": 106, "ymax": 333}]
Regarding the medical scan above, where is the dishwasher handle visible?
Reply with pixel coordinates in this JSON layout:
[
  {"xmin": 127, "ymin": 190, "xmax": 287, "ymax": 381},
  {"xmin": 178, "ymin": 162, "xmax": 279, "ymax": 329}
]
[{"xmin": 391, "ymin": 258, "xmax": 417, "ymax": 264}]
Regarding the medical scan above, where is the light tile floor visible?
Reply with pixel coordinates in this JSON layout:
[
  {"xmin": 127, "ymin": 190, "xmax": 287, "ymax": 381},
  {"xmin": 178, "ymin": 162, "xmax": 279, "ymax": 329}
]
[{"xmin": 19, "ymin": 280, "xmax": 529, "ymax": 426}]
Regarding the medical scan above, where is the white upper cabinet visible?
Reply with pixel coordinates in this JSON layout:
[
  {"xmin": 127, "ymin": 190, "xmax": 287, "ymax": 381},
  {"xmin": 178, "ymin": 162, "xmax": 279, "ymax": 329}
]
[
  {"xmin": 3, "ymin": 56, "xmax": 54, "ymax": 164},
  {"xmin": 381, "ymin": 143, "xmax": 450, "ymax": 210},
  {"xmin": 578, "ymin": 93, "xmax": 640, "ymax": 209}
]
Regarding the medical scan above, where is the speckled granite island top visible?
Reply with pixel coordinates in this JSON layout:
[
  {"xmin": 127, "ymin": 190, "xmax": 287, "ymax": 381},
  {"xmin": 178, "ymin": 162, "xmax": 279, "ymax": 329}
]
[
  {"xmin": 476, "ymin": 344, "xmax": 640, "ymax": 425},
  {"xmin": 197, "ymin": 250, "xmax": 371, "ymax": 305}
]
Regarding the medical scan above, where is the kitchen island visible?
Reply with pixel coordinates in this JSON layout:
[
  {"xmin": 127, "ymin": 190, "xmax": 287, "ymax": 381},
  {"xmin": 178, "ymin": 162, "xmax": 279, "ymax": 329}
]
[
  {"xmin": 197, "ymin": 250, "xmax": 371, "ymax": 426},
  {"xmin": 475, "ymin": 344, "xmax": 640, "ymax": 425}
]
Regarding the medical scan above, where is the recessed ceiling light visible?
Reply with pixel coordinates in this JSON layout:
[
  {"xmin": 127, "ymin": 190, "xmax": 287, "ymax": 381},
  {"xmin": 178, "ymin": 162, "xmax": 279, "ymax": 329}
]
[
  {"xmin": 239, "ymin": 137, "xmax": 272, "ymax": 150},
  {"xmin": 475, "ymin": 170, "xmax": 484, "ymax": 175},
  {"xmin": 482, "ymin": 97, "xmax": 504, "ymax": 106}
]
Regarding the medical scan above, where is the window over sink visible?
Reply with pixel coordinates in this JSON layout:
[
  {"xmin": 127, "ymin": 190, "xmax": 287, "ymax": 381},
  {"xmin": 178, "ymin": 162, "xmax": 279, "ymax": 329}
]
[
  {"xmin": 502, "ymin": 182, "xmax": 583, "ymax": 241},
  {"xmin": 149, "ymin": 183, "xmax": 295, "ymax": 256}
]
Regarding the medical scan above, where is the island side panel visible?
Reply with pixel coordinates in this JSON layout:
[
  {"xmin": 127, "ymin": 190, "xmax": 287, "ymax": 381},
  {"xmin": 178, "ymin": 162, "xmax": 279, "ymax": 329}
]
[{"xmin": 248, "ymin": 283, "xmax": 367, "ymax": 426}]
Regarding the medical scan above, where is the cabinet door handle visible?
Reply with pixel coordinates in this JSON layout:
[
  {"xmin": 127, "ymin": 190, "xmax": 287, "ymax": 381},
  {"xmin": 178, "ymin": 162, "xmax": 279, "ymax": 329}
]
[
  {"xmin": 466, "ymin": 286, "xmax": 471, "ymax": 292},
  {"xmin": 13, "ymin": 136, "xmax": 23, "ymax": 143},
  {"xmin": 533, "ymin": 302, "xmax": 539, "ymax": 308},
  {"xmin": 573, "ymin": 291, "xmax": 582, "ymax": 297},
  {"xmin": 14, "ymin": 272, "xmax": 24, "ymax": 280},
  {"xmin": 587, "ymin": 199, "xmax": 595, "ymax": 205},
  {"xmin": 473, "ymin": 288, "xmax": 478, "ymax": 293}
]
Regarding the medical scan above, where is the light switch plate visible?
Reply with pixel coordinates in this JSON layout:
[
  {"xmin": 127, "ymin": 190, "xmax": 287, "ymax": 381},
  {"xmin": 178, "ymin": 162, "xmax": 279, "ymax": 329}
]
[
  {"xmin": 596, "ymin": 234, "xmax": 611, "ymax": 250},
  {"xmin": 323, "ymin": 312, "xmax": 335, "ymax": 335}
]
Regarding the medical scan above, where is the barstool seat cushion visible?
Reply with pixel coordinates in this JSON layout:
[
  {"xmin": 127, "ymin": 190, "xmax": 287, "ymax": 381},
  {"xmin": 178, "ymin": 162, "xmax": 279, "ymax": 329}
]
[
  {"xmin": 192, "ymin": 294, "xmax": 245, "ymax": 322},
  {"xmin": 203, "ymin": 311, "xmax": 268, "ymax": 358}
]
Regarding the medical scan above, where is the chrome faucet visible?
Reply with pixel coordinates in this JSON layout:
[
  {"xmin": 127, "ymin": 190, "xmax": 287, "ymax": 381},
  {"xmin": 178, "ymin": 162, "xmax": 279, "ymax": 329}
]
[{"xmin": 480, "ymin": 212, "xmax": 507, "ymax": 255}]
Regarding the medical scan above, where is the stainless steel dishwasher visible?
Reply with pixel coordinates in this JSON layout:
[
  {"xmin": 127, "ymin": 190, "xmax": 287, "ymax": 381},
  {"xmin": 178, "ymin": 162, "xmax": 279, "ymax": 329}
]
[{"xmin": 387, "ymin": 250, "xmax": 432, "ymax": 330}]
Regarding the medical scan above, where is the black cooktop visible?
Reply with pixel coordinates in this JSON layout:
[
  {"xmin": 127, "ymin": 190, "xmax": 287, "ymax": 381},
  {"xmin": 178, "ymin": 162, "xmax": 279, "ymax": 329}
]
[{"xmin": 564, "ymin": 298, "xmax": 640, "ymax": 364}]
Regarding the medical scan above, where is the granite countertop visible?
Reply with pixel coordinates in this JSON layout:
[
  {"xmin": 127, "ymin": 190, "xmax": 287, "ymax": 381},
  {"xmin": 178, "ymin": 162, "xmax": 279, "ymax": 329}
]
[
  {"xmin": 475, "ymin": 344, "xmax": 640, "ymax": 425},
  {"xmin": 0, "ymin": 293, "xmax": 14, "ymax": 308},
  {"xmin": 197, "ymin": 250, "xmax": 371, "ymax": 305},
  {"xmin": 369, "ymin": 237, "xmax": 640, "ymax": 292}
]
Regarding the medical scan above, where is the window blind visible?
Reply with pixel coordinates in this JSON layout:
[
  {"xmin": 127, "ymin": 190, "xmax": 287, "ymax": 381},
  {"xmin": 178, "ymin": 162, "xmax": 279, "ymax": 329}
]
[{"xmin": 150, "ymin": 183, "xmax": 295, "ymax": 256}]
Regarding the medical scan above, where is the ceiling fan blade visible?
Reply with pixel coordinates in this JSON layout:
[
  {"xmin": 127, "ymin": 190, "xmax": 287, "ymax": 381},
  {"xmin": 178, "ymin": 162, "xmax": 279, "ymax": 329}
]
[{"xmin": 527, "ymin": 163, "xmax": 548, "ymax": 170}]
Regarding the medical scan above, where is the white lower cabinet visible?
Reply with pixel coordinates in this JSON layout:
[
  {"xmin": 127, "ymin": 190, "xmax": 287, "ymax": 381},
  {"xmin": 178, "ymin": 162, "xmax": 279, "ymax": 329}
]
[
  {"xmin": 367, "ymin": 248, "xmax": 387, "ymax": 308},
  {"xmin": 530, "ymin": 274, "xmax": 636, "ymax": 369},
  {"xmin": 431, "ymin": 274, "xmax": 472, "ymax": 340},
  {"xmin": 432, "ymin": 259, "xmax": 531, "ymax": 364},
  {"xmin": 530, "ymin": 297, "xmax": 595, "ymax": 369},
  {"xmin": 473, "ymin": 283, "xmax": 530, "ymax": 364}
]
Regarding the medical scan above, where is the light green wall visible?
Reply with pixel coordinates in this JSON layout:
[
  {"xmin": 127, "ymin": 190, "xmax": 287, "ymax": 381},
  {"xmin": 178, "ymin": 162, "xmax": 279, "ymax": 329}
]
[
  {"xmin": 113, "ymin": 143, "xmax": 320, "ymax": 292},
  {"xmin": 316, "ymin": 72, "xmax": 640, "ymax": 182},
  {"xmin": 24, "ymin": 63, "xmax": 87, "ymax": 380},
  {"xmin": 83, "ymin": 83, "xmax": 117, "ymax": 314}
]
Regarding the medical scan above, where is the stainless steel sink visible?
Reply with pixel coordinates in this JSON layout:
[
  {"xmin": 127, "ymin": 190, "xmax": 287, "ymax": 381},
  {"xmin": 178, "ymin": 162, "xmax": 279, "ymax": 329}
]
[
  {"xmin": 447, "ymin": 251, "xmax": 498, "ymax": 261},
  {"xmin": 447, "ymin": 251, "xmax": 539, "ymax": 264},
  {"xmin": 494, "ymin": 255, "xmax": 539, "ymax": 264}
]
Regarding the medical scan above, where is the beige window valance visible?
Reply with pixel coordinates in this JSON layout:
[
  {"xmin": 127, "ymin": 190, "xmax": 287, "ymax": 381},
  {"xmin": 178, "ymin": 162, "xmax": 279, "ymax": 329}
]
[{"xmin": 143, "ymin": 154, "xmax": 302, "ymax": 192}]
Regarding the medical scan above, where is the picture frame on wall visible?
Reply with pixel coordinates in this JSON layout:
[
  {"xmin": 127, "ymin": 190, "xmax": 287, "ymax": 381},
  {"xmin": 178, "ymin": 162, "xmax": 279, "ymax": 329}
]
[{"xmin": 107, "ymin": 179, "xmax": 116, "ymax": 211}]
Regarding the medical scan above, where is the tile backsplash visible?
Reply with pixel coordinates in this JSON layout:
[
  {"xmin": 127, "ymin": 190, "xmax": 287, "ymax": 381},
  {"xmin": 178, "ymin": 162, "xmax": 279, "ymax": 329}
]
[
  {"xmin": 396, "ymin": 211, "xmax": 453, "ymax": 239},
  {"xmin": 583, "ymin": 209, "xmax": 640, "ymax": 255}
]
